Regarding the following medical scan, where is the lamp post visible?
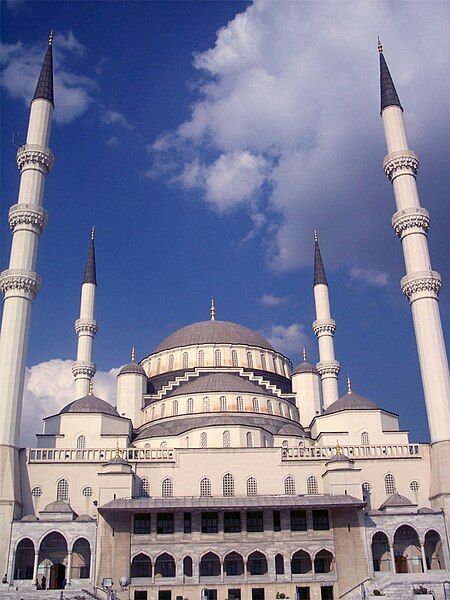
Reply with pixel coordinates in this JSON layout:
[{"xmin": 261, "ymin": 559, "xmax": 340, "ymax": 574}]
[
  {"xmin": 102, "ymin": 576, "xmax": 130, "ymax": 599},
  {"xmin": 443, "ymin": 581, "xmax": 450, "ymax": 600}
]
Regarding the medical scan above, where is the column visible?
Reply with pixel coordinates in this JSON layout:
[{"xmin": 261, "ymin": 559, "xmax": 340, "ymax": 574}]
[
  {"xmin": 420, "ymin": 544, "xmax": 427, "ymax": 573},
  {"xmin": 389, "ymin": 545, "xmax": 396, "ymax": 573},
  {"xmin": 66, "ymin": 551, "xmax": 72, "ymax": 585},
  {"xmin": 32, "ymin": 551, "xmax": 39, "ymax": 584}
]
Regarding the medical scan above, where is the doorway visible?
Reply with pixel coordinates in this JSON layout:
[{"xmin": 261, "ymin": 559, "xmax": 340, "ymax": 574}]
[{"xmin": 49, "ymin": 563, "xmax": 66, "ymax": 589}]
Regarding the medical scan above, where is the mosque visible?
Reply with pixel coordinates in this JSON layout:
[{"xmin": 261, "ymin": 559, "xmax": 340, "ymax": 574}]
[{"xmin": 0, "ymin": 34, "xmax": 449, "ymax": 600}]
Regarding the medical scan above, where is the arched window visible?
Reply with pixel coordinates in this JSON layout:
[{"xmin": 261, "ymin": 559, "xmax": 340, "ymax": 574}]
[
  {"xmin": 156, "ymin": 358, "xmax": 161, "ymax": 374},
  {"xmin": 203, "ymin": 397, "xmax": 210, "ymax": 412},
  {"xmin": 220, "ymin": 396, "xmax": 227, "ymax": 411},
  {"xmin": 162, "ymin": 478, "xmax": 173, "ymax": 497},
  {"xmin": 139, "ymin": 478, "xmax": 150, "ymax": 498},
  {"xmin": 57, "ymin": 478, "xmax": 69, "ymax": 501},
  {"xmin": 246, "ymin": 477, "xmax": 258, "ymax": 496},
  {"xmin": 200, "ymin": 477, "xmax": 211, "ymax": 497},
  {"xmin": 267, "ymin": 399, "xmax": 273, "ymax": 414},
  {"xmin": 231, "ymin": 349, "xmax": 238, "ymax": 367},
  {"xmin": 214, "ymin": 349, "xmax": 222, "ymax": 366},
  {"xmin": 172, "ymin": 400, "xmax": 178, "ymax": 416},
  {"xmin": 198, "ymin": 350, "xmax": 204, "ymax": 367},
  {"xmin": 307, "ymin": 475, "xmax": 319, "ymax": 494},
  {"xmin": 278, "ymin": 402, "xmax": 283, "ymax": 415},
  {"xmin": 183, "ymin": 556, "xmax": 193, "ymax": 577},
  {"xmin": 314, "ymin": 550, "xmax": 333, "ymax": 573},
  {"xmin": 361, "ymin": 431, "xmax": 370, "ymax": 445},
  {"xmin": 76, "ymin": 435, "xmax": 86, "ymax": 449},
  {"xmin": 384, "ymin": 473, "xmax": 396, "ymax": 495},
  {"xmin": 144, "ymin": 443, "xmax": 150, "ymax": 448},
  {"xmin": 272, "ymin": 356, "xmax": 278, "ymax": 372},
  {"xmin": 372, "ymin": 532, "xmax": 390, "ymax": 572},
  {"xmin": 252, "ymin": 397, "xmax": 260, "ymax": 412},
  {"xmin": 160, "ymin": 441, "xmax": 167, "ymax": 448},
  {"xmin": 82, "ymin": 486, "xmax": 93, "ymax": 498},
  {"xmin": 247, "ymin": 352, "xmax": 253, "ymax": 368},
  {"xmin": 223, "ymin": 473, "xmax": 235, "ymax": 496},
  {"xmin": 160, "ymin": 403, "xmax": 165, "ymax": 418},
  {"xmin": 31, "ymin": 486, "xmax": 42, "ymax": 498},
  {"xmin": 151, "ymin": 407, "xmax": 155, "ymax": 420},
  {"xmin": 182, "ymin": 352, "xmax": 188, "ymax": 369},
  {"xmin": 236, "ymin": 396, "xmax": 244, "ymax": 411},
  {"xmin": 200, "ymin": 432, "xmax": 208, "ymax": 448},
  {"xmin": 424, "ymin": 530, "xmax": 446, "ymax": 570},
  {"xmin": 223, "ymin": 430, "xmax": 231, "ymax": 447},
  {"xmin": 168, "ymin": 354, "xmax": 174, "ymax": 371},
  {"xmin": 284, "ymin": 476, "xmax": 295, "ymax": 495},
  {"xmin": 246, "ymin": 432, "xmax": 253, "ymax": 448},
  {"xmin": 410, "ymin": 480, "xmax": 420, "ymax": 492},
  {"xmin": 362, "ymin": 482, "xmax": 372, "ymax": 496},
  {"xmin": 155, "ymin": 553, "xmax": 175, "ymax": 578},
  {"xmin": 187, "ymin": 398, "xmax": 194, "ymax": 413},
  {"xmin": 282, "ymin": 440, "xmax": 288, "ymax": 448},
  {"xmin": 291, "ymin": 550, "xmax": 312, "ymax": 574},
  {"xmin": 185, "ymin": 436, "xmax": 189, "ymax": 448},
  {"xmin": 260, "ymin": 353, "xmax": 267, "ymax": 370},
  {"xmin": 13, "ymin": 538, "xmax": 35, "ymax": 580},
  {"xmin": 131, "ymin": 553, "xmax": 152, "ymax": 578}
]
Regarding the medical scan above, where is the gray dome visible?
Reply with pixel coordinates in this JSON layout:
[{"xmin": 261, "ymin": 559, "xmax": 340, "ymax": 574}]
[
  {"xmin": 379, "ymin": 493, "xmax": 414, "ymax": 509},
  {"xmin": 155, "ymin": 320, "xmax": 275, "ymax": 353},
  {"xmin": 165, "ymin": 372, "xmax": 279, "ymax": 398},
  {"xmin": 75, "ymin": 514, "xmax": 94, "ymax": 521},
  {"xmin": 60, "ymin": 394, "xmax": 119, "ymax": 416},
  {"xmin": 292, "ymin": 361, "xmax": 318, "ymax": 375},
  {"xmin": 323, "ymin": 390, "xmax": 379, "ymax": 415},
  {"xmin": 41, "ymin": 500, "xmax": 74, "ymax": 513},
  {"xmin": 119, "ymin": 361, "xmax": 146, "ymax": 376},
  {"xmin": 327, "ymin": 453, "xmax": 353, "ymax": 463}
]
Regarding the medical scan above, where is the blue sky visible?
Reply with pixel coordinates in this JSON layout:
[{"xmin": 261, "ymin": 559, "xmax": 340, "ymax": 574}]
[{"xmin": 1, "ymin": 0, "xmax": 448, "ymax": 444}]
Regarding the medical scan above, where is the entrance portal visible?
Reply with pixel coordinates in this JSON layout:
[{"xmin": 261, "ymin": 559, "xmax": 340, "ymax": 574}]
[{"xmin": 49, "ymin": 563, "xmax": 66, "ymax": 589}]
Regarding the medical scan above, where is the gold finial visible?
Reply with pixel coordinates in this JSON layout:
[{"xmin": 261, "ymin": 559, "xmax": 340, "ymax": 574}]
[
  {"xmin": 377, "ymin": 36, "xmax": 383, "ymax": 54},
  {"xmin": 347, "ymin": 375, "xmax": 352, "ymax": 395},
  {"xmin": 313, "ymin": 230, "xmax": 318, "ymax": 242},
  {"xmin": 88, "ymin": 379, "xmax": 94, "ymax": 395},
  {"xmin": 48, "ymin": 31, "xmax": 54, "ymax": 46},
  {"xmin": 210, "ymin": 297, "xmax": 216, "ymax": 321},
  {"xmin": 336, "ymin": 440, "xmax": 342, "ymax": 455},
  {"xmin": 91, "ymin": 225, "xmax": 95, "ymax": 240},
  {"xmin": 115, "ymin": 443, "xmax": 120, "ymax": 458},
  {"xmin": 302, "ymin": 348, "xmax": 307, "ymax": 362}
]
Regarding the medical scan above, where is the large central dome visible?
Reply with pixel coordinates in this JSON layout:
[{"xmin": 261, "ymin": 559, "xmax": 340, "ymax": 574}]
[{"xmin": 155, "ymin": 320, "xmax": 275, "ymax": 353}]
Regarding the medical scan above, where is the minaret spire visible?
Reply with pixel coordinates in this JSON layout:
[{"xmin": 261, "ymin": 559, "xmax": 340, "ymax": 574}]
[
  {"xmin": 0, "ymin": 35, "xmax": 55, "ymax": 574},
  {"xmin": 210, "ymin": 297, "xmax": 216, "ymax": 321},
  {"xmin": 312, "ymin": 231, "xmax": 340, "ymax": 409},
  {"xmin": 379, "ymin": 44, "xmax": 450, "ymax": 510},
  {"xmin": 72, "ymin": 228, "xmax": 99, "ymax": 398}
]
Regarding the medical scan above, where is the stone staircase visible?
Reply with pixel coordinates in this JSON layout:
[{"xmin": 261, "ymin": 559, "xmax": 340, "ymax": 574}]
[
  {"xmin": 342, "ymin": 572, "xmax": 449, "ymax": 599},
  {"xmin": 0, "ymin": 587, "xmax": 103, "ymax": 600}
]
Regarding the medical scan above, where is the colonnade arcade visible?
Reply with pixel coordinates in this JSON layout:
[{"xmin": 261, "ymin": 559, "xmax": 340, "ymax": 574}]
[
  {"xmin": 12, "ymin": 532, "xmax": 91, "ymax": 589},
  {"xmin": 131, "ymin": 548, "xmax": 334, "ymax": 583},
  {"xmin": 371, "ymin": 526, "xmax": 446, "ymax": 575}
]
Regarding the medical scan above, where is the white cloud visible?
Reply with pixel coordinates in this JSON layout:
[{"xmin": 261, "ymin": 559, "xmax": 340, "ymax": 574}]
[
  {"xmin": 260, "ymin": 293, "xmax": 287, "ymax": 307},
  {"xmin": 149, "ymin": 1, "xmax": 448, "ymax": 275},
  {"xmin": 106, "ymin": 135, "xmax": 120, "ymax": 147},
  {"xmin": 349, "ymin": 267, "xmax": 389, "ymax": 287},
  {"xmin": 260, "ymin": 322, "xmax": 310, "ymax": 357},
  {"xmin": 20, "ymin": 359, "xmax": 120, "ymax": 447},
  {"xmin": 102, "ymin": 108, "xmax": 133, "ymax": 129}
]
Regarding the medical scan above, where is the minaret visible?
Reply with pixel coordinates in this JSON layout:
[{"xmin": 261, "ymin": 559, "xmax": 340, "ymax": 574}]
[
  {"xmin": 312, "ymin": 232, "xmax": 340, "ymax": 408},
  {"xmin": 378, "ymin": 40, "xmax": 450, "ymax": 509},
  {"xmin": 72, "ymin": 227, "xmax": 98, "ymax": 398},
  {"xmin": 0, "ymin": 34, "xmax": 55, "ymax": 574}
]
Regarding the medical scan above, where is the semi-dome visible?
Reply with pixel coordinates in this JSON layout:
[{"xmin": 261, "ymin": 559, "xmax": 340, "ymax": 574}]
[
  {"xmin": 60, "ymin": 394, "xmax": 119, "ymax": 417},
  {"xmin": 323, "ymin": 390, "xmax": 379, "ymax": 415},
  {"xmin": 165, "ymin": 372, "xmax": 279, "ymax": 398},
  {"xmin": 155, "ymin": 320, "xmax": 275, "ymax": 353},
  {"xmin": 379, "ymin": 493, "xmax": 414, "ymax": 509}
]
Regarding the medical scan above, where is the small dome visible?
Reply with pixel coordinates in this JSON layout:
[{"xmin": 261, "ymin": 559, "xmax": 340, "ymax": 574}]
[
  {"xmin": 418, "ymin": 507, "xmax": 435, "ymax": 514},
  {"xmin": 105, "ymin": 454, "xmax": 129, "ymax": 465},
  {"xmin": 60, "ymin": 394, "xmax": 119, "ymax": 416},
  {"xmin": 155, "ymin": 320, "xmax": 275, "ymax": 353},
  {"xmin": 292, "ymin": 361, "xmax": 318, "ymax": 375},
  {"xmin": 41, "ymin": 500, "xmax": 74, "ymax": 513},
  {"xmin": 75, "ymin": 514, "xmax": 94, "ymax": 521},
  {"xmin": 323, "ymin": 390, "xmax": 379, "ymax": 415},
  {"xmin": 379, "ymin": 493, "xmax": 414, "ymax": 509},
  {"xmin": 21, "ymin": 514, "xmax": 38, "ymax": 521},
  {"xmin": 118, "ymin": 361, "xmax": 146, "ymax": 376},
  {"xmin": 327, "ymin": 453, "xmax": 353, "ymax": 463}
]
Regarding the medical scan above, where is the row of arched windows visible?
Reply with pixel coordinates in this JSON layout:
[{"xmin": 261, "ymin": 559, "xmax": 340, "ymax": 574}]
[
  {"xmin": 32, "ymin": 479, "xmax": 94, "ymax": 502},
  {"xmin": 362, "ymin": 475, "xmax": 421, "ymax": 498}
]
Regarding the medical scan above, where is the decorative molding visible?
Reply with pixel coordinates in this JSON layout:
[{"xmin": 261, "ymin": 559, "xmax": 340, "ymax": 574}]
[
  {"xmin": 0, "ymin": 268, "xmax": 41, "ymax": 300},
  {"xmin": 392, "ymin": 207, "xmax": 430, "ymax": 238},
  {"xmin": 401, "ymin": 270, "xmax": 441, "ymax": 302},
  {"xmin": 8, "ymin": 203, "xmax": 48, "ymax": 235},
  {"xmin": 383, "ymin": 150, "xmax": 419, "ymax": 182},
  {"xmin": 316, "ymin": 360, "xmax": 340, "ymax": 377},
  {"xmin": 75, "ymin": 318, "xmax": 99, "ymax": 336},
  {"xmin": 16, "ymin": 144, "xmax": 54, "ymax": 175},
  {"xmin": 72, "ymin": 361, "xmax": 96, "ymax": 378},
  {"xmin": 312, "ymin": 319, "xmax": 336, "ymax": 336}
]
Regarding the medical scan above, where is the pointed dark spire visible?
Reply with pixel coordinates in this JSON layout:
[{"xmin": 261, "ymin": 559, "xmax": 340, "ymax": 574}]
[
  {"xmin": 313, "ymin": 230, "xmax": 327, "ymax": 286},
  {"xmin": 82, "ymin": 226, "xmax": 97, "ymax": 286},
  {"xmin": 378, "ymin": 37, "xmax": 402, "ymax": 114},
  {"xmin": 33, "ymin": 31, "xmax": 54, "ymax": 106}
]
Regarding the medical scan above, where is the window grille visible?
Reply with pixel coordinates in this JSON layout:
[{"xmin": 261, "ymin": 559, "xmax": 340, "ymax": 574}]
[
  {"xmin": 252, "ymin": 397, "xmax": 260, "ymax": 412},
  {"xmin": 307, "ymin": 475, "xmax": 319, "ymax": 494},
  {"xmin": 290, "ymin": 510, "xmax": 307, "ymax": 531},
  {"xmin": 361, "ymin": 431, "xmax": 370, "ymax": 445},
  {"xmin": 134, "ymin": 514, "xmax": 151, "ymax": 535},
  {"xmin": 284, "ymin": 476, "xmax": 295, "ymax": 495},
  {"xmin": 172, "ymin": 400, "xmax": 178, "ymax": 416},
  {"xmin": 138, "ymin": 478, "xmax": 150, "ymax": 498},
  {"xmin": 220, "ymin": 396, "xmax": 227, "ymax": 411},
  {"xmin": 410, "ymin": 480, "xmax": 420, "ymax": 492},
  {"xmin": 236, "ymin": 396, "xmax": 244, "ymax": 411},
  {"xmin": 57, "ymin": 479, "xmax": 69, "ymax": 501},
  {"xmin": 246, "ymin": 477, "xmax": 258, "ymax": 495},
  {"xmin": 187, "ymin": 398, "xmax": 194, "ymax": 413},
  {"xmin": 312, "ymin": 509, "xmax": 330, "ymax": 530},
  {"xmin": 156, "ymin": 513, "xmax": 174, "ymax": 534},
  {"xmin": 246, "ymin": 432, "xmax": 253, "ymax": 447},
  {"xmin": 261, "ymin": 353, "xmax": 267, "ymax": 370},
  {"xmin": 182, "ymin": 352, "xmax": 188, "ymax": 368},
  {"xmin": 31, "ymin": 486, "xmax": 42, "ymax": 498},
  {"xmin": 161, "ymin": 478, "xmax": 173, "ymax": 497},
  {"xmin": 231, "ymin": 349, "xmax": 238, "ymax": 367},
  {"xmin": 247, "ymin": 352, "xmax": 253, "ymax": 368},
  {"xmin": 214, "ymin": 349, "xmax": 222, "ymax": 366},
  {"xmin": 200, "ymin": 477, "xmax": 211, "ymax": 497},
  {"xmin": 362, "ymin": 482, "xmax": 372, "ymax": 494},
  {"xmin": 198, "ymin": 350, "xmax": 204, "ymax": 367},
  {"xmin": 83, "ymin": 486, "xmax": 93, "ymax": 498},
  {"xmin": 200, "ymin": 432, "xmax": 208, "ymax": 448},
  {"xmin": 76, "ymin": 435, "xmax": 86, "ymax": 449},
  {"xmin": 384, "ymin": 473, "xmax": 396, "ymax": 494},
  {"xmin": 223, "ymin": 430, "xmax": 231, "ymax": 447},
  {"xmin": 168, "ymin": 354, "xmax": 174, "ymax": 371},
  {"xmin": 223, "ymin": 473, "xmax": 235, "ymax": 496},
  {"xmin": 267, "ymin": 399, "xmax": 273, "ymax": 414},
  {"xmin": 203, "ymin": 397, "xmax": 210, "ymax": 412}
]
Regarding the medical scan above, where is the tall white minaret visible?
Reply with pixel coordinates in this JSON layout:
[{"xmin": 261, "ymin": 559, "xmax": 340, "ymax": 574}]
[
  {"xmin": 0, "ymin": 34, "xmax": 55, "ymax": 574},
  {"xmin": 72, "ymin": 227, "xmax": 98, "ymax": 398},
  {"xmin": 312, "ymin": 232, "xmax": 340, "ymax": 408},
  {"xmin": 378, "ymin": 40, "xmax": 450, "ymax": 509}
]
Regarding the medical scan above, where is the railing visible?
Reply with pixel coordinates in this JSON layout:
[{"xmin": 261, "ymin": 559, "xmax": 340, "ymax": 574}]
[
  {"xmin": 282, "ymin": 444, "xmax": 421, "ymax": 460},
  {"xmin": 27, "ymin": 447, "xmax": 175, "ymax": 463}
]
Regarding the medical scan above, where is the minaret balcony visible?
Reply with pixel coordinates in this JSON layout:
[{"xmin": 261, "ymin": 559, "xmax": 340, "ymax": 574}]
[
  {"xmin": 16, "ymin": 143, "xmax": 54, "ymax": 174},
  {"xmin": 8, "ymin": 203, "xmax": 48, "ymax": 235},
  {"xmin": 312, "ymin": 319, "xmax": 336, "ymax": 337},
  {"xmin": 401, "ymin": 270, "xmax": 442, "ymax": 302},
  {"xmin": 0, "ymin": 268, "xmax": 41, "ymax": 300},
  {"xmin": 383, "ymin": 149, "xmax": 419, "ymax": 181},
  {"xmin": 392, "ymin": 207, "xmax": 430, "ymax": 239}
]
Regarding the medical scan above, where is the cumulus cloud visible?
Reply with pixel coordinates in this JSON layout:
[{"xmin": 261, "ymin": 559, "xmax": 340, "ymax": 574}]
[
  {"xmin": 260, "ymin": 293, "xmax": 287, "ymax": 307},
  {"xmin": 20, "ymin": 359, "xmax": 120, "ymax": 447},
  {"xmin": 101, "ymin": 108, "xmax": 134, "ymax": 130},
  {"xmin": 106, "ymin": 135, "xmax": 120, "ymax": 147},
  {"xmin": 260, "ymin": 323, "xmax": 310, "ymax": 358},
  {"xmin": 1, "ymin": 32, "xmax": 95, "ymax": 124},
  {"xmin": 349, "ymin": 266, "xmax": 389, "ymax": 287},
  {"xmin": 149, "ymin": 1, "xmax": 449, "ymax": 275}
]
